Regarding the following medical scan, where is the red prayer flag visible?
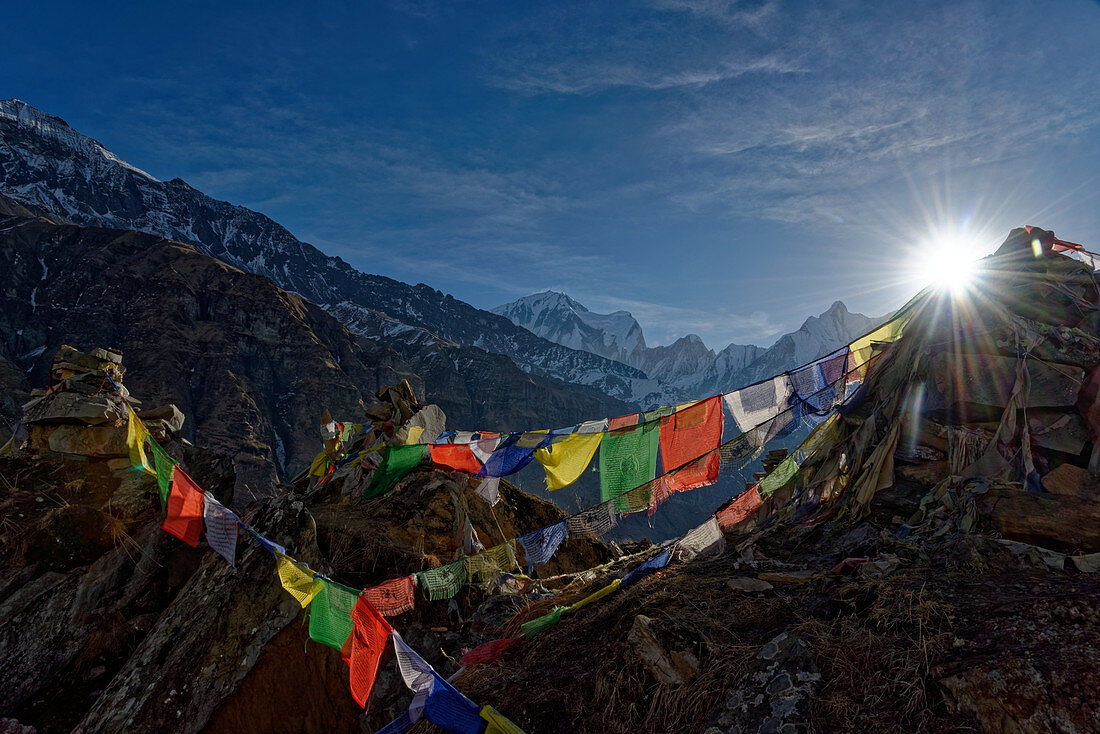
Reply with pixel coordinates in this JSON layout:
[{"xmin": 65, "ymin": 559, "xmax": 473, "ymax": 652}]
[
  {"xmin": 659, "ymin": 397, "xmax": 723, "ymax": 493},
  {"xmin": 459, "ymin": 637, "xmax": 521, "ymax": 667},
  {"xmin": 717, "ymin": 485, "xmax": 761, "ymax": 530},
  {"xmin": 363, "ymin": 575, "xmax": 415, "ymax": 617},
  {"xmin": 430, "ymin": 444, "xmax": 483, "ymax": 474},
  {"xmin": 608, "ymin": 413, "xmax": 638, "ymax": 431},
  {"xmin": 346, "ymin": 595, "xmax": 393, "ymax": 709},
  {"xmin": 162, "ymin": 466, "xmax": 204, "ymax": 547}
]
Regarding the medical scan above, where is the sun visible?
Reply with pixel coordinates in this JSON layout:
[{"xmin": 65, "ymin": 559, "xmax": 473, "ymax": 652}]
[{"xmin": 912, "ymin": 230, "xmax": 983, "ymax": 293}]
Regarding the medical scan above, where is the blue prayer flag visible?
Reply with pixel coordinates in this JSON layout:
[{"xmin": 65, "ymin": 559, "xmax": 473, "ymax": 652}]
[
  {"xmin": 518, "ymin": 521, "xmax": 568, "ymax": 573},
  {"xmin": 476, "ymin": 433, "xmax": 552, "ymax": 478},
  {"xmin": 622, "ymin": 549, "xmax": 671, "ymax": 587},
  {"xmin": 375, "ymin": 711, "xmax": 416, "ymax": 734},
  {"xmin": 424, "ymin": 671, "xmax": 484, "ymax": 734}
]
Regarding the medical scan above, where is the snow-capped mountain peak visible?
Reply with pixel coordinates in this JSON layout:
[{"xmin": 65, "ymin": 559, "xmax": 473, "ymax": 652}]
[
  {"xmin": 492, "ymin": 291, "xmax": 648, "ymax": 367},
  {"xmin": 0, "ymin": 99, "xmax": 158, "ymax": 182}
]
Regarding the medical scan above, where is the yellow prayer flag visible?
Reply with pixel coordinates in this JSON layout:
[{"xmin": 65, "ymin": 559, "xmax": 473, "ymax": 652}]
[
  {"xmin": 568, "ymin": 578, "xmax": 621, "ymax": 612},
  {"xmin": 274, "ymin": 552, "xmax": 323, "ymax": 607},
  {"xmin": 481, "ymin": 705, "xmax": 526, "ymax": 734},
  {"xmin": 125, "ymin": 405, "xmax": 156, "ymax": 476},
  {"xmin": 403, "ymin": 425, "xmax": 425, "ymax": 445},
  {"xmin": 515, "ymin": 429, "xmax": 549, "ymax": 449},
  {"xmin": 534, "ymin": 432, "xmax": 603, "ymax": 491},
  {"xmin": 466, "ymin": 541, "xmax": 518, "ymax": 583},
  {"xmin": 308, "ymin": 450, "xmax": 331, "ymax": 477},
  {"xmin": 848, "ymin": 313, "xmax": 911, "ymax": 379}
]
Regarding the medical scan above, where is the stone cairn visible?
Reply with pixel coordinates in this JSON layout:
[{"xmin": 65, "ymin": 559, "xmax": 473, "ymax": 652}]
[{"xmin": 17, "ymin": 345, "xmax": 184, "ymax": 472}]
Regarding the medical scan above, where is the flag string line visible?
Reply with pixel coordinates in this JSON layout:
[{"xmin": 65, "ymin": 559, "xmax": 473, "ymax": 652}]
[
  {"xmin": 106, "ymin": 246, "xmax": 1097, "ymax": 723},
  {"xmin": 107, "ymin": 315, "xmax": 900, "ymax": 727}
]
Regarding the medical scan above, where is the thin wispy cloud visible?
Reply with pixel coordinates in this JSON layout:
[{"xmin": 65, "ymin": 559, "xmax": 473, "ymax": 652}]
[
  {"xmin": 496, "ymin": 54, "xmax": 805, "ymax": 95},
  {"xmin": 651, "ymin": 0, "xmax": 780, "ymax": 31},
  {"xmin": 10, "ymin": 0, "xmax": 1097, "ymax": 347}
]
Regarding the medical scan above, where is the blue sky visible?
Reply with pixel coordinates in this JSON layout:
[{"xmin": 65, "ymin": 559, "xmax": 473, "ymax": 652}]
[{"xmin": 3, "ymin": 0, "xmax": 1099, "ymax": 348}]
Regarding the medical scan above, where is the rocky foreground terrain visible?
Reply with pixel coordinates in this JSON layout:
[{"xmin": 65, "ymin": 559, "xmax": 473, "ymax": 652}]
[{"xmin": 0, "ymin": 230, "xmax": 1098, "ymax": 734}]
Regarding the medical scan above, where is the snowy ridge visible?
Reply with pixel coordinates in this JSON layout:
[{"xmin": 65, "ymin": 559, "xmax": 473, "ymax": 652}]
[
  {"xmin": 0, "ymin": 100, "xmax": 660, "ymax": 405},
  {"xmin": 494, "ymin": 291, "xmax": 887, "ymax": 399},
  {"xmin": 0, "ymin": 100, "xmax": 158, "ymax": 182}
]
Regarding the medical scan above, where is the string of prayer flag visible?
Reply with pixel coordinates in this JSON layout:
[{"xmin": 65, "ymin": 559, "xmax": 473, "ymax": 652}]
[
  {"xmin": 202, "ymin": 494, "xmax": 238, "ymax": 566},
  {"xmin": 415, "ymin": 559, "xmax": 467, "ymax": 601},
  {"xmin": 477, "ymin": 432, "xmax": 550, "ymax": 478},
  {"xmin": 346, "ymin": 595, "xmax": 392, "ymax": 709},
  {"xmin": 659, "ymin": 396, "xmax": 723, "ymax": 493},
  {"xmin": 621, "ymin": 549, "xmax": 671, "ymax": 586},
  {"xmin": 308, "ymin": 579, "xmax": 358, "ymax": 650},
  {"xmin": 125, "ymin": 405, "xmax": 155, "ymax": 475},
  {"xmin": 364, "ymin": 444, "xmax": 428, "ymax": 498},
  {"xmin": 364, "ymin": 575, "xmax": 416, "ymax": 617},
  {"xmin": 274, "ymin": 552, "xmax": 323, "ymax": 607},
  {"xmin": 481, "ymin": 705, "xmax": 527, "ymax": 734},
  {"xmin": 466, "ymin": 541, "xmax": 518, "ymax": 583},
  {"xmin": 161, "ymin": 466, "xmax": 204, "ymax": 546},
  {"xmin": 430, "ymin": 444, "xmax": 483, "ymax": 474},
  {"xmin": 533, "ymin": 431, "xmax": 602, "ymax": 490},
  {"xmin": 148, "ymin": 439, "xmax": 176, "ymax": 507},
  {"xmin": 520, "ymin": 605, "xmax": 567, "ymax": 637},
  {"xmin": 459, "ymin": 637, "xmax": 522, "ymax": 668},
  {"xmin": 566, "ymin": 502, "xmax": 616, "ymax": 539},
  {"xmin": 599, "ymin": 421, "xmax": 659, "ymax": 503},
  {"xmin": 131, "ymin": 289, "xmax": 937, "ymax": 730},
  {"xmin": 518, "ymin": 520, "xmax": 568, "ymax": 573}
]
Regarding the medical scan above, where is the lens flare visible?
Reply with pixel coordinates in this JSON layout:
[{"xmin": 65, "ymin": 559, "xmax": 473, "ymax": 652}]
[{"xmin": 912, "ymin": 230, "xmax": 983, "ymax": 293}]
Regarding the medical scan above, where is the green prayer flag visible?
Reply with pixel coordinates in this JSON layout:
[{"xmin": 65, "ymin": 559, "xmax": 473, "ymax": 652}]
[
  {"xmin": 415, "ymin": 559, "xmax": 466, "ymax": 601},
  {"xmin": 641, "ymin": 405, "xmax": 674, "ymax": 423},
  {"xmin": 364, "ymin": 444, "xmax": 428, "ymax": 498},
  {"xmin": 520, "ymin": 606, "xmax": 567, "ymax": 637},
  {"xmin": 758, "ymin": 453, "xmax": 800, "ymax": 497},
  {"xmin": 148, "ymin": 439, "xmax": 177, "ymax": 508},
  {"xmin": 308, "ymin": 579, "xmax": 358, "ymax": 650},
  {"xmin": 599, "ymin": 421, "xmax": 659, "ymax": 504}
]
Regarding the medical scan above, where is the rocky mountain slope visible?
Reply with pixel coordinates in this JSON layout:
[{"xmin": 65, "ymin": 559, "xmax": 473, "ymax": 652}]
[
  {"xmin": 0, "ymin": 198, "xmax": 419, "ymax": 493},
  {"xmin": 0, "ymin": 195, "xmax": 632, "ymax": 487},
  {"xmin": 1, "ymin": 228, "xmax": 1097, "ymax": 734},
  {"xmin": 0, "ymin": 375, "xmax": 612, "ymax": 733},
  {"xmin": 495, "ymin": 291, "xmax": 885, "ymax": 399},
  {"xmin": 0, "ymin": 99, "xmax": 658, "ymax": 406}
]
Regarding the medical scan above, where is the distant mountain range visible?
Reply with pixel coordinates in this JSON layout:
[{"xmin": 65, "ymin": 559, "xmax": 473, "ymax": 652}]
[
  {"xmin": 494, "ymin": 291, "xmax": 887, "ymax": 400},
  {"xmin": 0, "ymin": 97, "xmax": 885, "ymax": 427},
  {"xmin": 0, "ymin": 100, "xmax": 655, "ymax": 405}
]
